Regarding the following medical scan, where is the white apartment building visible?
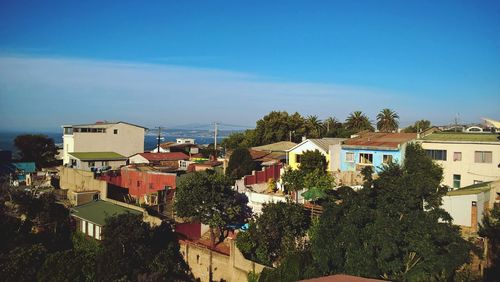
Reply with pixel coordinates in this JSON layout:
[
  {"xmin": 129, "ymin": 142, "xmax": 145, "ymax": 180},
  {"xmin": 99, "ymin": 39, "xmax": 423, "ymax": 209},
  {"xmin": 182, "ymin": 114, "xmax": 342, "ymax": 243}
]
[
  {"xmin": 62, "ymin": 121, "xmax": 146, "ymax": 165},
  {"xmin": 419, "ymin": 132, "xmax": 500, "ymax": 188}
]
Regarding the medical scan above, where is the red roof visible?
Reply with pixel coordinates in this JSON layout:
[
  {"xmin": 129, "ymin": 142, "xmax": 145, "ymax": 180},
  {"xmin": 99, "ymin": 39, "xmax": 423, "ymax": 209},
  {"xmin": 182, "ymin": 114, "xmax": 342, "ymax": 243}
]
[
  {"xmin": 343, "ymin": 132, "xmax": 417, "ymax": 149},
  {"xmin": 138, "ymin": 152, "xmax": 189, "ymax": 161}
]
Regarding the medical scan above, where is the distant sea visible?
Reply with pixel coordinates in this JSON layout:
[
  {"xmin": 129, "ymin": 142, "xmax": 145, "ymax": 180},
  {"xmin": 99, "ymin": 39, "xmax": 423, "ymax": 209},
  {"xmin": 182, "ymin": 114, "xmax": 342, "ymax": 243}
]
[{"xmin": 0, "ymin": 131, "xmax": 225, "ymax": 152}]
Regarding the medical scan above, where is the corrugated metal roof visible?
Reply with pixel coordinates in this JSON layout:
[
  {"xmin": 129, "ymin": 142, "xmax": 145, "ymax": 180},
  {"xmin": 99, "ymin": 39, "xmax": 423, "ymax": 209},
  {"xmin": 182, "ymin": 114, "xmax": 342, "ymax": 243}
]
[
  {"xmin": 309, "ymin": 138, "xmax": 346, "ymax": 152},
  {"xmin": 343, "ymin": 132, "xmax": 417, "ymax": 149},
  {"xmin": 252, "ymin": 141, "xmax": 297, "ymax": 152}
]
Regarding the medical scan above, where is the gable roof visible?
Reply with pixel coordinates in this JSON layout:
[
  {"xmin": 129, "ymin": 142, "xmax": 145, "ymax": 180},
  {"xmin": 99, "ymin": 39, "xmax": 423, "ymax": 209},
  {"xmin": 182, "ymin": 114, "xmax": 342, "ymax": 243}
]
[
  {"xmin": 136, "ymin": 152, "xmax": 190, "ymax": 161},
  {"xmin": 69, "ymin": 152, "xmax": 127, "ymax": 161},
  {"xmin": 287, "ymin": 138, "xmax": 346, "ymax": 153},
  {"xmin": 252, "ymin": 141, "xmax": 297, "ymax": 152},
  {"xmin": 70, "ymin": 200, "xmax": 142, "ymax": 226},
  {"xmin": 343, "ymin": 132, "xmax": 417, "ymax": 150}
]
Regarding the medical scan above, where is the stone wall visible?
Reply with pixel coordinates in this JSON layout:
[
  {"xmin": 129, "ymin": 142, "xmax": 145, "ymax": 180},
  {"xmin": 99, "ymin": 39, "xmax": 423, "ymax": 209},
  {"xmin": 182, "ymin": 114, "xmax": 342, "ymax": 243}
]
[{"xmin": 180, "ymin": 238, "xmax": 267, "ymax": 282}]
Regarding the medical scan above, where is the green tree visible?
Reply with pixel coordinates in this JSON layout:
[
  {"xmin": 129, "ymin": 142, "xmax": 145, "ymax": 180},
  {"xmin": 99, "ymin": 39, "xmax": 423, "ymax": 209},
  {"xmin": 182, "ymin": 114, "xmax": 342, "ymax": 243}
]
[
  {"xmin": 345, "ymin": 111, "xmax": 374, "ymax": 132},
  {"xmin": 323, "ymin": 117, "xmax": 339, "ymax": 135},
  {"xmin": 13, "ymin": 134, "xmax": 58, "ymax": 168},
  {"xmin": 226, "ymin": 148, "xmax": 257, "ymax": 179},
  {"xmin": 253, "ymin": 111, "xmax": 306, "ymax": 145},
  {"xmin": 175, "ymin": 171, "xmax": 251, "ymax": 246},
  {"xmin": 303, "ymin": 169, "xmax": 335, "ymax": 191},
  {"xmin": 376, "ymin": 108, "xmax": 400, "ymax": 132},
  {"xmin": 479, "ymin": 205, "xmax": 500, "ymax": 281},
  {"xmin": 309, "ymin": 144, "xmax": 472, "ymax": 281},
  {"xmin": 281, "ymin": 168, "xmax": 306, "ymax": 193},
  {"xmin": 299, "ymin": 150, "xmax": 327, "ymax": 174},
  {"xmin": 0, "ymin": 244, "xmax": 47, "ymax": 281},
  {"xmin": 96, "ymin": 214, "xmax": 192, "ymax": 281},
  {"xmin": 305, "ymin": 115, "xmax": 324, "ymax": 138},
  {"xmin": 221, "ymin": 130, "xmax": 258, "ymax": 150},
  {"xmin": 236, "ymin": 202, "xmax": 310, "ymax": 266},
  {"xmin": 403, "ymin": 119, "xmax": 431, "ymax": 133}
]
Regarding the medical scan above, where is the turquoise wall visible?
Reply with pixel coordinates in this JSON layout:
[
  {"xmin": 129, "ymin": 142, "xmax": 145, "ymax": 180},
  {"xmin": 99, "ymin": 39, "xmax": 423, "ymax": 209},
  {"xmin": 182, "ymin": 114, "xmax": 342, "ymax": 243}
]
[{"xmin": 340, "ymin": 148, "xmax": 404, "ymax": 173}]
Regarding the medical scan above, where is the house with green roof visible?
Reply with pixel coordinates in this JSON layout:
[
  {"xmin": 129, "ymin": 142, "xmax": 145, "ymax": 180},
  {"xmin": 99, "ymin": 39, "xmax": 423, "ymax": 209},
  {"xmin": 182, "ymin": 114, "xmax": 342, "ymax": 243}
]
[
  {"xmin": 419, "ymin": 131, "xmax": 500, "ymax": 188},
  {"xmin": 441, "ymin": 180, "xmax": 500, "ymax": 234},
  {"xmin": 71, "ymin": 200, "xmax": 142, "ymax": 240},
  {"xmin": 68, "ymin": 151, "xmax": 127, "ymax": 171}
]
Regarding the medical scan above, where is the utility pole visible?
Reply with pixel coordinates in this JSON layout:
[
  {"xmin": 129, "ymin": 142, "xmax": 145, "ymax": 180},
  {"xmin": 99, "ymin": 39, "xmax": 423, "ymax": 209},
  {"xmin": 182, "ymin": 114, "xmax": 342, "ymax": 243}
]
[
  {"xmin": 156, "ymin": 126, "xmax": 162, "ymax": 153},
  {"xmin": 214, "ymin": 122, "xmax": 218, "ymax": 159}
]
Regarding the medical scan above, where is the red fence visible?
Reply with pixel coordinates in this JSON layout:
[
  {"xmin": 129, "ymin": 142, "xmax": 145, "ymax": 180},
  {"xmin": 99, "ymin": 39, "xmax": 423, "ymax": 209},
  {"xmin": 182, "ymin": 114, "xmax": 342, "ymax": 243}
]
[{"xmin": 243, "ymin": 163, "xmax": 282, "ymax": 186}]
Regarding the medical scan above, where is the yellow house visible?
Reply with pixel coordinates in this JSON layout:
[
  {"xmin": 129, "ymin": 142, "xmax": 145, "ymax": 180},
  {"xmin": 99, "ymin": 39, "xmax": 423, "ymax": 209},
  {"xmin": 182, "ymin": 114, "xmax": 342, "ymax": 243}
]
[{"xmin": 286, "ymin": 138, "xmax": 345, "ymax": 171}]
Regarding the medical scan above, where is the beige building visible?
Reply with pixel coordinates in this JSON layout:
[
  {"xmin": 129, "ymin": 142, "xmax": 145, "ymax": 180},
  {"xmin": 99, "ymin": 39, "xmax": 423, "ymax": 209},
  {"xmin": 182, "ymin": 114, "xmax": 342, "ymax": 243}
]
[
  {"xmin": 62, "ymin": 121, "xmax": 146, "ymax": 165},
  {"xmin": 419, "ymin": 132, "xmax": 500, "ymax": 188}
]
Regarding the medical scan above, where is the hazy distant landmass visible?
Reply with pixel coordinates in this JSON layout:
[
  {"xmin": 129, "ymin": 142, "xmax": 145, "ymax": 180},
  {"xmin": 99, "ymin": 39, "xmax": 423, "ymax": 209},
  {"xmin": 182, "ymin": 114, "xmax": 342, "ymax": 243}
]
[{"xmin": 0, "ymin": 129, "xmax": 242, "ymax": 152}]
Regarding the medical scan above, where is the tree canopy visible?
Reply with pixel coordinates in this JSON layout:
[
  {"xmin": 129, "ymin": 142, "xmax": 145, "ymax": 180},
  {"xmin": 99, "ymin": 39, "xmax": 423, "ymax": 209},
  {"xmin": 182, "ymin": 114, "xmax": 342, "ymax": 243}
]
[
  {"xmin": 299, "ymin": 150, "xmax": 328, "ymax": 174},
  {"xmin": 174, "ymin": 171, "xmax": 252, "ymax": 245},
  {"xmin": 376, "ymin": 108, "xmax": 400, "ymax": 132},
  {"xmin": 345, "ymin": 111, "xmax": 374, "ymax": 132},
  {"xmin": 479, "ymin": 205, "xmax": 500, "ymax": 281},
  {"xmin": 14, "ymin": 134, "xmax": 58, "ymax": 168},
  {"xmin": 236, "ymin": 202, "xmax": 310, "ymax": 266},
  {"xmin": 226, "ymin": 148, "xmax": 257, "ymax": 179},
  {"xmin": 259, "ymin": 144, "xmax": 472, "ymax": 281},
  {"xmin": 403, "ymin": 119, "xmax": 432, "ymax": 133}
]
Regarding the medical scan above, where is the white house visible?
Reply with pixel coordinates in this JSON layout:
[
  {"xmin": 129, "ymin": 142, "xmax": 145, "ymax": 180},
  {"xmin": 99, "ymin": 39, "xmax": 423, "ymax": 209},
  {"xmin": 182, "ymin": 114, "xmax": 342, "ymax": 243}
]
[
  {"xmin": 62, "ymin": 121, "xmax": 146, "ymax": 165},
  {"xmin": 419, "ymin": 132, "xmax": 500, "ymax": 188}
]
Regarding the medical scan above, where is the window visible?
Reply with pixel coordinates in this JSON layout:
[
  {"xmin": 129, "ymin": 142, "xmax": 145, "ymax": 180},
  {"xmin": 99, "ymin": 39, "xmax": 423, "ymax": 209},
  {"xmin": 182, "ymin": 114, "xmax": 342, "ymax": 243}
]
[
  {"xmin": 359, "ymin": 153, "xmax": 373, "ymax": 165},
  {"xmin": 88, "ymin": 223, "xmax": 94, "ymax": 237},
  {"xmin": 64, "ymin": 127, "xmax": 73, "ymax": 135},
  {"xmin": 295, "ymin": 154, "xmax": 301, "ymax": 164},
  {"xmin": 475, "ymin": 151, "xmax": 492, "ymax": 163},
  {"xmin": 114, "ymin": 129, "xmax": 118, "ymax": 134},
  {"xmin": 88, "ymin": 161, "xmax": 95, "ymax": 167},
  {"xmin": 383, "ymin": 155, "xmax": 393, "ymax": 164},
  {"xmin": 137, "ymin": 181, "xmax": 141, "ymax": 187},
  {"xmin": 453, "ymin": 152, "xmax": 462, "ymax": 161},
  {"xmin": 101, "ymin": 161, "xmax": 108, "ymax": 166},
  {"xmin": 82, "ymin": 221, "xmax": 86, "ymax": 234},
  {"xmin": 346, "ymin": 152, "xmax": 355, "ymax": 162},
  {"xmin": 426, "ymin": 150, "xmax": 447, "ymax": 161},
  {"xmin": 453, "ymin": 174, "xmax": 461, "ymax": 189}
]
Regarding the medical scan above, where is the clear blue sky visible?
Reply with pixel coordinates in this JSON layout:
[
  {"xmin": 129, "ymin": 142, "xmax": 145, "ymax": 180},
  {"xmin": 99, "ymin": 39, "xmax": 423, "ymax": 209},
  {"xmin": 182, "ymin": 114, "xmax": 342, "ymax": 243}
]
[{"xmin": 0, "ymin": 0, "xmax": 499, "ymax": 131}]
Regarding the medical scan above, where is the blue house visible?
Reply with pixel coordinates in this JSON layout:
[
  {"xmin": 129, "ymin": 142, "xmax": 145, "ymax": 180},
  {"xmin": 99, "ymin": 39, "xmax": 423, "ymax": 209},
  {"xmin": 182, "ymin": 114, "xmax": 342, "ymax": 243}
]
[
  {"xmin": 339, "ymin": 132, "xmax": 417, "ymax": 174},
  {"xmin": 13, "ymin": 162, "xmax": 36, "ymax": 181}
]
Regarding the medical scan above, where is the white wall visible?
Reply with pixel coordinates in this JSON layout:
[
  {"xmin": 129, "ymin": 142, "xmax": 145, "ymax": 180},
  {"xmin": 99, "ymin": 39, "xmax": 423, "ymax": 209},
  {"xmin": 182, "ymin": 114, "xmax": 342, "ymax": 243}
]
[
  {"xmin": 245, "ymin": 191, "xmax": 287, "ymax": 215},
  {"xmin": 421, "ymin": 141, "xmax": 500, "ymax": 188},
  {"xmin": 129, "ymin": 154, "xmax": 149, "ymax": 164},
  {"xmin": 441, "ymin": 193, "xmax": 485, "ymax": 227},
  {"xmin": 64, "ymin": 123, "xmax": 145, "ymax": 165}
]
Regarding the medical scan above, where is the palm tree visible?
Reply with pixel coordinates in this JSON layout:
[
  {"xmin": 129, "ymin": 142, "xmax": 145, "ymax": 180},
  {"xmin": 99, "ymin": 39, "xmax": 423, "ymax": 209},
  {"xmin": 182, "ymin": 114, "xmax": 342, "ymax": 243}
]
[
  {"xmin": 376, "ymin": 108, "xmax": 400, "ymax": 132},
  {"xmin": 324, "ymin": 117, "xmax": 339, "ymax": 133},
  {"xmin": 345, "ymin": 111, "xmax": 373, "ymax": 132},
  {"xmin": 305, "ymin": 115, "xmax": 324, "ymax": 138}
]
